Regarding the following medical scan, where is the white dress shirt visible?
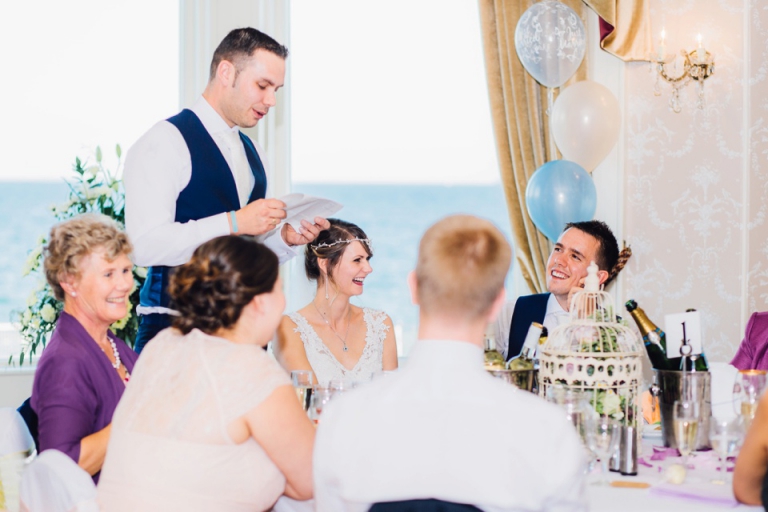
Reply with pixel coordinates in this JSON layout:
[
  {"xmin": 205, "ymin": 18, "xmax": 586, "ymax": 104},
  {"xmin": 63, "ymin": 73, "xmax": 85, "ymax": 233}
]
[
  {"xmin": 314, "ymin": 339, "xmax": 587, "ymax": 512},
  {"xmin": 492, "ymin": 294, "xmax": 570, "ymax": 359},
  {"xmin": 124, "ymin": 96, "xmax": 295, "ymax": 271}
]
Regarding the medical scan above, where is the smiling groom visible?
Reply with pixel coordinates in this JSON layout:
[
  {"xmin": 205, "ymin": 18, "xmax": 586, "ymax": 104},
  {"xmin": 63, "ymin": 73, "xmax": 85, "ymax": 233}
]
[
  {"xmin": 124, "ymin": 28, "xmax": 329, "ymax": 353},
  {"xmin": 492, "ymin": 220, "xmax": 630, "ymax": 360}
]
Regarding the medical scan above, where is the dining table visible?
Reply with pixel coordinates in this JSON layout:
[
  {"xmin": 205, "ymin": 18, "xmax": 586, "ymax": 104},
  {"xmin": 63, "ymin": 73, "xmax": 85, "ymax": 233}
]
[{"xmin": 588, "ymin": 438, "xmax": 762, "ymax": 511}]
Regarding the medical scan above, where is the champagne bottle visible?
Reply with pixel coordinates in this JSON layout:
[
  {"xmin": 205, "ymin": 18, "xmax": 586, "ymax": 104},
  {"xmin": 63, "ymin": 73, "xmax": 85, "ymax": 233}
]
[
  {"xmin": 483, "ymin": 333, "xmax": 506, "ymax": 371},
  {"xmin": 507, "ymin": 322, "xmax": 543, "ymax": 370},
  {"xmin": 625, "ymin": 300, "xmax": 676, "ymax": 371}
]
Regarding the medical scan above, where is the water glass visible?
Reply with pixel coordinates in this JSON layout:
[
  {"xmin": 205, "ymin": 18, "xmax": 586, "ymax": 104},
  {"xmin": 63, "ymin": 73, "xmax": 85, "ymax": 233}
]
[
  {"xmin": 733, "ymin": 370, "xmax": 767, "ymax": 427},
  {"xmin": 308, "ymin": 385, "xmax": 334, "ymax": 424},
  {"xmin": 673, "ymin": 400, "xmax": 700, "ymax": 465},
  {"xmin": 584, "ymin": 416, "xmax": 620, "ymax": 485},
  {"xmin": 709, "ymin": 417, "xmax": 744, "ymax": 484},
  {"xmin": 291, "ymin": 370, "xmax": 314, "ymax": 411}
]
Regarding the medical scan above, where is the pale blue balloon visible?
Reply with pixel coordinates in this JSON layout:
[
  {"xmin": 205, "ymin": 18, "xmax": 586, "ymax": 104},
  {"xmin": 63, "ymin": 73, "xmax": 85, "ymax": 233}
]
[
  {"xmin": 515, "ymin": 0, "xmax": 586, "ymax": 88},
  {"xmin": 525, "ymin": 160, "xmax": 596, "ymax": 242}
]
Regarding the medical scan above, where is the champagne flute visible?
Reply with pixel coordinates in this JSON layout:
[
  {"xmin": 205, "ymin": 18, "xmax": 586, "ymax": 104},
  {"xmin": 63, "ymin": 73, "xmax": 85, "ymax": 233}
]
[
  {"xmin": 709, "ymin": 417, "xmax": 744, "ymax": 484},
  {"xmin": 291, "ymin": 370, "xmax": 314, "ymax": 411},
  {"xmin": 308, "ymin": 385, "xmax": 334, "ymax": 425},
  {"xmin": 673, "ymin": 400, "xmax": 700, "ymax": 466},
  {"xmin": 733, "ymin": 370, "xmax": 767, "ymax": 428},
  {"xmin": 584, "ymin": 415, "xmax": 620, "ymax": 485}
]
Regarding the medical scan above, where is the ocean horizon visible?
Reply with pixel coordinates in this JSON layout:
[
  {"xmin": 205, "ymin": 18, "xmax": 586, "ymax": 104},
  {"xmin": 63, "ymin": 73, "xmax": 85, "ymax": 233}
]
[{"xmin": 0, "ymin": 181, "xmax": 513, "ymax": 353}]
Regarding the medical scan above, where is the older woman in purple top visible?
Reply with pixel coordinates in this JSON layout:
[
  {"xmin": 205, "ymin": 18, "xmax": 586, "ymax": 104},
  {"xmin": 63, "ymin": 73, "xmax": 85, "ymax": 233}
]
[
  {"xmin": 731, "ymin": 312, "xmax": 768, "ymax": 370},
  {"xmin": 31, "ymin": 213, "xmax": 138, "ymax": 483}
]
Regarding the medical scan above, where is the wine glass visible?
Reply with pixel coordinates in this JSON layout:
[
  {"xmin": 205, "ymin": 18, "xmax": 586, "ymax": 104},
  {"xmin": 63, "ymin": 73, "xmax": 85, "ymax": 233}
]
[
  {"xmin": 584, "ymin": 415, "xmax": 620, "ymax": 485},
  {"xmin": 308, "ymin": 385, "xmax": 334, "ymax": 425},
  {"xmin": 709, "ymin": 417, "xmax": 744, "ymax": 485},
  {"xmin": 673, "ymin": 400, "xmax": 700, "ymax": 466},
  {"xmin": 733, "ymin": 370, "xmax": 767, "ymax": 428},
  {"xmin": 291, "ymin": 370, "xmax": 314, "ymax": 411}
]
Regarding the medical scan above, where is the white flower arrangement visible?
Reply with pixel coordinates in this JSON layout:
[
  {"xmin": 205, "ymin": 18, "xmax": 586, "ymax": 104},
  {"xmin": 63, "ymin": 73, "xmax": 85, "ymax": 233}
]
[{"xmin": 10, "ymin": 145, "xmax": 146, "ymax": 365}]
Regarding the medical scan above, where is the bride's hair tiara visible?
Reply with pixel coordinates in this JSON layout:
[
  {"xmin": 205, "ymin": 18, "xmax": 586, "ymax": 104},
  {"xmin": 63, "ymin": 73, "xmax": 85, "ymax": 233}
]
[{"xmin": 310, "ymin": 237, "xmax": 372, "ymax": 252}]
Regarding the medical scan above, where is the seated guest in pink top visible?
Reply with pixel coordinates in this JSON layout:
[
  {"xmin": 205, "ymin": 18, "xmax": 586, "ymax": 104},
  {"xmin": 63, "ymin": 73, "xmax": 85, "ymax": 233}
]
[
  {"xmin": 31, "ymin": 214, "xmax": 138, "ymax": 483},
  {"xmin": 97, "ymin": 236, "xmax": 314, "ymax": 511},
  {"xmin": 731, "ymin": 312, "xmax": 768, "ymax": 370}
]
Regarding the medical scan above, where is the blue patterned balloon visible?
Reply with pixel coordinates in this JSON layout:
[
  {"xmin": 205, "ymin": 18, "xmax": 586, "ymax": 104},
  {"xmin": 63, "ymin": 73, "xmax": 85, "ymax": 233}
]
[{"xmin": 525, "ymin": 160, "xmax": 596, "ymax": 242}]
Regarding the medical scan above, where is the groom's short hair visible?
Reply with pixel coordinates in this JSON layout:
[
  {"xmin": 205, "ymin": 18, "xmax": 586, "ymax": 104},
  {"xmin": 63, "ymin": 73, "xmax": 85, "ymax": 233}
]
[{"xmin": 415, "ymin": 215, "xmax": 510, "ymax": 320}]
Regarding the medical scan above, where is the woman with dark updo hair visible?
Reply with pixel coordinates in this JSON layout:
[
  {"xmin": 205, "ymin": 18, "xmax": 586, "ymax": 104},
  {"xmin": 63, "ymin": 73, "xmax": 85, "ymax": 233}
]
[
  {"xmin": 274, "ymin": 218, "xmax": 398, "ymax": 386},
  {"xmin": 97, "ymin": 236, "xmax": 314, "ymax": 511}
]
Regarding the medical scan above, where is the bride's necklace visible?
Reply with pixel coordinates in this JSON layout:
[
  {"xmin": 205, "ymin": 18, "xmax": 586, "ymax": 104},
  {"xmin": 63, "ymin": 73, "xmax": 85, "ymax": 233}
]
[{"xmin": 312, "ymin": 300, "xmax": 351, "ymax": 352}]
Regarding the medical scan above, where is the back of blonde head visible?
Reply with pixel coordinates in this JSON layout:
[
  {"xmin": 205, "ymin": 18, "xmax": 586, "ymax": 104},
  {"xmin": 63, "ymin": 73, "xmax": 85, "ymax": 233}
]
[{"xmin": 416, "ymin": 215, "xmax": 511, "ymax": 320}]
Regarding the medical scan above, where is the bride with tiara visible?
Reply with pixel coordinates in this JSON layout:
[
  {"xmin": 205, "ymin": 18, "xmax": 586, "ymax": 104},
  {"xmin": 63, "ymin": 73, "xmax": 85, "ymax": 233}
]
[{"xmin": 274, "ymin": 218, "xmax": 398, "ymax": 385}]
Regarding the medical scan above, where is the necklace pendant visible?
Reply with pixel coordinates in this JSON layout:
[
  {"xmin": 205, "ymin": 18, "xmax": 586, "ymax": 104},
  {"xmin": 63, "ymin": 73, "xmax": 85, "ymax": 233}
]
[{"xmin": 343, "ymin": 346, "xmax": 348, "ymax": 352}]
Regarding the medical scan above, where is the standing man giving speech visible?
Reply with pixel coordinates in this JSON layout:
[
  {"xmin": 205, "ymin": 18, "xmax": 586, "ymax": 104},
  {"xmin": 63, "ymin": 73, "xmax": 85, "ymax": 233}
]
[{"xmin": 125, "ymin": 28, "xmax": 329, "ymax": 353}]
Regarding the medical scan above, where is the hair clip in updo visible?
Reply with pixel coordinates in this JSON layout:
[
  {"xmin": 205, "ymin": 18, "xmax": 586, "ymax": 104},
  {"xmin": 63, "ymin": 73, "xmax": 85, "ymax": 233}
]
[{"xmin": 310, "ymin": 237, "xmax": 373, "ymax": 254}]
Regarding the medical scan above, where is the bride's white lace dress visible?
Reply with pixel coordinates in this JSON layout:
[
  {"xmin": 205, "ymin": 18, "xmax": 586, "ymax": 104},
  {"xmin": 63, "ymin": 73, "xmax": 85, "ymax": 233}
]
[
  {"xmin": 97, "ymin": 328, "xmax": 290, "ymax": 511},
  {"xmin": 288, "ymin": 308, "xmax": 390, "ymax": 385}
]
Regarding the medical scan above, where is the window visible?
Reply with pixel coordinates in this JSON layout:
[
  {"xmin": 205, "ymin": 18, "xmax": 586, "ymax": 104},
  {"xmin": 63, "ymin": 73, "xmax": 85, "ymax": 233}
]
[{"xmin": 288, "ymin": 1, "xmax": 512, "ymax": 355}]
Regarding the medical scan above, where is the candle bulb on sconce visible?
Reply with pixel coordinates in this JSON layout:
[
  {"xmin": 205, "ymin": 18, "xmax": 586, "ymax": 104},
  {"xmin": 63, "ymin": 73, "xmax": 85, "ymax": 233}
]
[
  {"xmin": 696, "ymin": 34, "xmax": 705, "ymax": 62},
  {"xmin": 648, "ymin": 29, "xmax": 715, "ymax": 113}
]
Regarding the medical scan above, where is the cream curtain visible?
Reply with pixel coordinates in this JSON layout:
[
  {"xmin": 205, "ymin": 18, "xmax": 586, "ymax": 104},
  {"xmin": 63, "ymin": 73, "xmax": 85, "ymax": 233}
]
[
  {"xmin": 583, "ymin": 0, "xmax": 652, "ymax": 62},
  {"xmin": 478, "ymin": 0, "xmax": 586, "ymax": 294}
]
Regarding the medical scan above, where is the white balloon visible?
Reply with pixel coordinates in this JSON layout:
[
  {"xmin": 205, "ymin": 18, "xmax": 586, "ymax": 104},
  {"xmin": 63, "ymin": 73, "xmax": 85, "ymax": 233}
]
[
  {"xmin": 514, "ymin": 1, "xmax": 586, "ymax": 88},
  {"xmin": 551, "ymin": 80, "xmax": 621, "ymax": 172}
]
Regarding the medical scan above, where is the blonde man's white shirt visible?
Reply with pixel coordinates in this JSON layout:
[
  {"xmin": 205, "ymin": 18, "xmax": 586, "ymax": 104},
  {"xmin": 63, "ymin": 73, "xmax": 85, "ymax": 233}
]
[{"xmin": 313, "ymin": 339, "xmax": 587, "ymax": 512}]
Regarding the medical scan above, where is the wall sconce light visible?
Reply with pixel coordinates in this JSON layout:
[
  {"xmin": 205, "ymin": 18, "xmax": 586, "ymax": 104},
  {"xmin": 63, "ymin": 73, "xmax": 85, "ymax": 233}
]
[{"xmin": 651, "ymin": 31, "xmax": 715, "ymax": 113}]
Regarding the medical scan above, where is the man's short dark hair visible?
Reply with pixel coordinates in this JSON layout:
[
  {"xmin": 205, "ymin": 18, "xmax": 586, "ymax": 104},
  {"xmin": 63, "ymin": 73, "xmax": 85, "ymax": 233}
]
[
  {"xmin": 563, "ymin": 220, "xmax": 619, "ymax": 273},
  {"xmin": 209, "ymin": 28, "xmax": 288, "ymax": 81}
]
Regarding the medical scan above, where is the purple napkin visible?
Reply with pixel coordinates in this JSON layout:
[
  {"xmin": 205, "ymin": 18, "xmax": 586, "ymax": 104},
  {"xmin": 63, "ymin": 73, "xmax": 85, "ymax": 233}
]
[{"xmin": 649, "ymin": 485, "xmax": 739, "ymax": 507}]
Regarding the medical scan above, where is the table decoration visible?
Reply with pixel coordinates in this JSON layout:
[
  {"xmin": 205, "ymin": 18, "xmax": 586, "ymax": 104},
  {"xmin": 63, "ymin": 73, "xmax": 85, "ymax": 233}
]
[{"xmin": 539, "ymin": 262, "xmax": 643, "ymax": 427}]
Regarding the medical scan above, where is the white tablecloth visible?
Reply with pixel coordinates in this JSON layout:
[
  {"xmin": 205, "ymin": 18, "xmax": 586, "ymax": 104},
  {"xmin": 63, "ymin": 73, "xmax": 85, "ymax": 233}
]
[{"xmin": 589, "ymin": 439, "xmax": 761, "ymax": 512}]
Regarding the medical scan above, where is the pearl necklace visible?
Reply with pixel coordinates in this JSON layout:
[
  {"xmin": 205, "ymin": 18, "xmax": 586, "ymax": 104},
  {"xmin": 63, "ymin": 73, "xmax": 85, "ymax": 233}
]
[
  {"xmin": 104, "ymin": 337, "xmax": 130, "ymax": 382},
  {"xmin": 312, "ymin": 300, "xmax": 351, "ymax": 352},
  {"xmin": 107, "ymin": 338, "xmax": 121, "ymax": 369}
]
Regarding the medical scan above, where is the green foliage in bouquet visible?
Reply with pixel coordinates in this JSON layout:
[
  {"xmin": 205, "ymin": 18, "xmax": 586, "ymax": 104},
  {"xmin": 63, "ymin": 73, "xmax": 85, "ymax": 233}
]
[{"xmin": 11, "ymin": 145, "xmax": 146, "ymax": 365}]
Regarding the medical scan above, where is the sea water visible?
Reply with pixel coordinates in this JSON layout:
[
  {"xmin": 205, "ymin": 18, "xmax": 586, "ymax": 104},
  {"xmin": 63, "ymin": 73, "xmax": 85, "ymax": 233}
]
[{"xmin": 0, "ymin": 181, "xmax": 513, "ymax": 352}]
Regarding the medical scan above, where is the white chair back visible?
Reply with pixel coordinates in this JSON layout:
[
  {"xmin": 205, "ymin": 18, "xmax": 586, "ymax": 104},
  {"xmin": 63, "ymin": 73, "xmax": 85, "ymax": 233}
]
[
  {"xmin": 0, "ymin": 407, "xmax": 35, "ymax": 512},
  {"xmin": 19, "ymin": 450, "xmax": 98, "ymax": 512},
  {"xmin": 709, "ymin": 361, "xmax": 738, "ymax": 421}
]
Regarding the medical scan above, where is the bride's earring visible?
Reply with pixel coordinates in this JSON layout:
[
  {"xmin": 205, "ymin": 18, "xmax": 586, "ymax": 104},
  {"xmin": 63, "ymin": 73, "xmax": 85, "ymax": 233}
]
[{"xmin": 325, "ymin": 277, "xmax": 329, "ymax": 300}]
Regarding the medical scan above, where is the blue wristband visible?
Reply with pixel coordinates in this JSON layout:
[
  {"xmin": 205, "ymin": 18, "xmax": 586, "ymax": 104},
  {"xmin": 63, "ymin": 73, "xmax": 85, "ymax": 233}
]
[{"xmin": 229, "ymin": 211, "xmax": 238, "ymax": 234}]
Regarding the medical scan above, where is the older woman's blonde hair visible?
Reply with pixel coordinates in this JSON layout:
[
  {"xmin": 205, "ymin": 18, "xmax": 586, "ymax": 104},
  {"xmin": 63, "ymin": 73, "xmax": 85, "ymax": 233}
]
[
  {"xmin": 44, "ymin": 213, "xmax": 133, "ymax": 301},
  {"xmin": 415, "ymin": 215, "xmax": 511, "ymax": 320}
]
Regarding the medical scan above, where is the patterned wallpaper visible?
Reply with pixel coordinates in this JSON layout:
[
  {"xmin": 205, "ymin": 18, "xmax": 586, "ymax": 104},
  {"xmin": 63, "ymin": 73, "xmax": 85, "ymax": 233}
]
[{"xmin": 621, "ymin": 0, "xmax": 768, "ymax": 362}]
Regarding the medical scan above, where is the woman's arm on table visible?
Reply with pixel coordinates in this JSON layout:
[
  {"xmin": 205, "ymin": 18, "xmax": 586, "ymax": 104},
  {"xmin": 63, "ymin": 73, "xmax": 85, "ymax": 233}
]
[
  {"xmin": 382, "ymin": 314, "xmax": 398, "ymax": 371},
  {"xmin": 78, "ymin": 424, "xmax": 112, "ymax": 475},
  {"xmin": 733, "ymin": 392, "xmax": 768, "ymax": 505},
  {"xmin": 274, "ymin": 316, "xmax": 315, "ymax": 379},
  {"xmin": 245, "ymin": 385, "xmax": 315, "ymax": 500}
]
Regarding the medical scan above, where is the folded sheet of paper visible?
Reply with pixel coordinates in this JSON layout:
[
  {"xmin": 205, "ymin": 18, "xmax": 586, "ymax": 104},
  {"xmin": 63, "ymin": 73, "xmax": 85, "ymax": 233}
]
[{"xmin": 280, "ymin": 193, "xmax": 343, "ymax": 234}]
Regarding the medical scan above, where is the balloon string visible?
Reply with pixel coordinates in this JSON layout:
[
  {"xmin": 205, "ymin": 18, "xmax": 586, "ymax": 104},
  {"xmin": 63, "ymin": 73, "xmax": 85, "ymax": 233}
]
[{"xmin": 547, "ymin": 87, "xmax": 558, "ymax": 161}]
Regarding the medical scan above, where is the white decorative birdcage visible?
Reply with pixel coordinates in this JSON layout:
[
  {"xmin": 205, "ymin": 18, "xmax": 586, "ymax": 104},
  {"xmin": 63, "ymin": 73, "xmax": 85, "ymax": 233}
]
[{"xmin": 538, "ymin": 263, "xmax": 643, "ymax": 426}]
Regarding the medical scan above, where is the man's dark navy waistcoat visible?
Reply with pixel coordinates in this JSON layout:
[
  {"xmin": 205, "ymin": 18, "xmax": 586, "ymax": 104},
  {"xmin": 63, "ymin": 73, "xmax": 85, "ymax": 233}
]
[{"xmin": 139, "ymin": 109, "xmax": 267, "ymax": 309}]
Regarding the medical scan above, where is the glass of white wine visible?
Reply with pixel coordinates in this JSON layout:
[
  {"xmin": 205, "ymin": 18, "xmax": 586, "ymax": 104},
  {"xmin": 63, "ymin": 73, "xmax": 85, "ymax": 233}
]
[
  {"xmin": 291, "ymin": 370, "xmax": 314, "ymax": 412},
  {"xmin": 733, "ymin": 370, "xmax": 767, "ymax": 428},
  {"xmin": 709, "ymin": 417, "xmax": 744, "ymax": 485},
  {"xmin": 673, "ymin": 400, "xmax": 700, "ymax": 466}
]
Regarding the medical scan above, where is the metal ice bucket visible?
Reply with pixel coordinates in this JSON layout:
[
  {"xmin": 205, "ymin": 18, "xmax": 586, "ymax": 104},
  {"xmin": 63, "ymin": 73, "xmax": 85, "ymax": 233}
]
[
  {"xmin": 653, "ymin": 369, "xmax": 711, "ymax": 450},
  {"xmin": 487, "ymin": 368, "xmax": 537, "ymax": 392}
]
